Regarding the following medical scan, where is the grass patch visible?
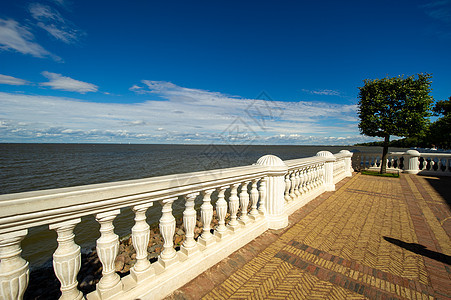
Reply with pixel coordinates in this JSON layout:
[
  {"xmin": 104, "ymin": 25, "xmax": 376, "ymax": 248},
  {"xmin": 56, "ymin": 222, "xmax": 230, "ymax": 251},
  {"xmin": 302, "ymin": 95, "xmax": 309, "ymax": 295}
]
[{"xmin": 360, "ymin": 170, "xmax": 400, "ymax": 178}]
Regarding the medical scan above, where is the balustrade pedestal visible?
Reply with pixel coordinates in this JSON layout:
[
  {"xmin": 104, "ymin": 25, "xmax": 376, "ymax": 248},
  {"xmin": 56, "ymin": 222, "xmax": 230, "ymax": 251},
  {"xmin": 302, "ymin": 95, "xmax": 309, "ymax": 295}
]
[
  {"xmin": 316, "ymin": 151, "xmax": 336, "ymax": 191},
  {"xmin": 256, "ymin": 155, "xmax": 288, "ymax": 229}
]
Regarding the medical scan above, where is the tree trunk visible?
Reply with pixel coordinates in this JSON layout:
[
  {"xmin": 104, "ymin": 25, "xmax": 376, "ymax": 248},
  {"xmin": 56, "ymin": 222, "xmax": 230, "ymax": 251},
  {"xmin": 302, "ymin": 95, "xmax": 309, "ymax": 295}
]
[{"xmin": 380, "ymin": 135, "xmax": 390, "ymax": 174}]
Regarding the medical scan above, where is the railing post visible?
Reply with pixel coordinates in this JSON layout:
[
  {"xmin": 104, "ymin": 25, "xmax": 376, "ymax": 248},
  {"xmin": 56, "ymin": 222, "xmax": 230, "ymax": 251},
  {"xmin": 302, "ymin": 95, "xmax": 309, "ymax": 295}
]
[
  {"xmin": 339, "ymin": 150, "xmax": 354, "ymax": 177},
  {"xmin": 316, "ymin": 151, "xmax": 336, "ymax": 191},
  {"xmin": 49, "ymin": 219, "xmax": 83, "ymax": 300},
  {"xmin": 403, "ymin": 150, "xmax": 421, "ymax": 174},
  {"xmin": 256, "ymin": 155, "xmax": 288, "ymax": 230},
  {"xmin": 0, "ymin": 230, "xmax": 29, "ymax": 300}
]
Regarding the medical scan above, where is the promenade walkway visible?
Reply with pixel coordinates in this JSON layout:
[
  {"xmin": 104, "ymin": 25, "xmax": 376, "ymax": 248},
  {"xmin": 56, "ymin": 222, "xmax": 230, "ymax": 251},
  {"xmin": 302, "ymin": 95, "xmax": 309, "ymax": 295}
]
[{"xmin": 167, "ymin": 173, "xmax": 451, "ymax": 299}]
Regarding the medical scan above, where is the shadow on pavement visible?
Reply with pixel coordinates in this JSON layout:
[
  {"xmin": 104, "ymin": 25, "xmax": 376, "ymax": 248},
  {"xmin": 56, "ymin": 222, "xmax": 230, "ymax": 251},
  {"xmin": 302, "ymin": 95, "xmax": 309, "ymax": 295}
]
[
  {"xmin": 383, "ymin": 237, "xmax": 451, "ymax": 265},
  {"xmin": 420, "ymin": 176, "xmax": 451, "ymax": 210}
]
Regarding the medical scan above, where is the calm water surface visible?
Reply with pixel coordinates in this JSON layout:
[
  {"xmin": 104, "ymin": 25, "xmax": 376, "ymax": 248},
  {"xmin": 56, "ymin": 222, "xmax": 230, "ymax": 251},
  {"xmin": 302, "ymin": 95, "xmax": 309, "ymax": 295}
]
[{"xmin": 0, "ymin": 143, "xmax": 400, "ymax": 268}]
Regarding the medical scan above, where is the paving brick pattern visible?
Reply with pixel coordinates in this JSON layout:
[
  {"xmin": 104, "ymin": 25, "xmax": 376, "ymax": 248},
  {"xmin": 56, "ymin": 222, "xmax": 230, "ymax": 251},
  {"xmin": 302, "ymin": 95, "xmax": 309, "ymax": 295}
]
[{"xmin": 167, "ymin": 174, "xmax": 451, "ymax": 300}]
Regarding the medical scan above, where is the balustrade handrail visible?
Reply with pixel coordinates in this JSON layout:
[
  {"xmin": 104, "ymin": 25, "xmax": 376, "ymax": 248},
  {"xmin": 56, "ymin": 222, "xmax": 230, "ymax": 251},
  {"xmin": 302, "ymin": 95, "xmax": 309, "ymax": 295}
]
[
  {"xmin": 0, "ymin": 164, "xmax": 274, "ymax": 235},
  {"xmin": 0, "ymin": 156, "xmax": 336, "ymax": 235},
  {"xmin": 284, "ymin": 156, "xmax": 331, "ymax": 170},
  {"xmin": 389, "ymin": 151, "xmax": 451, "ymax": 158}
]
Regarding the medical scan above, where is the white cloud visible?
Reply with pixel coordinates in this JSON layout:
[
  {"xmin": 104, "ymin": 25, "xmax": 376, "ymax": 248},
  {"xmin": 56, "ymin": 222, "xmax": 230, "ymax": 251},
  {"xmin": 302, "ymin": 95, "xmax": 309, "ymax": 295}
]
[
  {"xmin": 0, "ymin": 82, "xmax": 360, "ymax": 144},
  {"xmin": 420, "ymin": 0, "xmax": 451, "ymax": 27},
  {"xmin": 0, "ymin": 18, "xmax": 58, "ymax": 60},
  {"xmin": 29, "ymin": 3, "xmax": 84, "ymax": 44},
  {"xmin": 0, "ymin": 74, "xmax": 30, "ymax": 86},
  {"xmin": 40, "ymin": 71, "xmax": 98, "ymax": 93},
  {"xmin": 302, "ymin": 89, "xmax": 340, "ymax": 96},
  {"xmin": 29, "ymin": 3, "xmax": 65, "ymax": 23}
]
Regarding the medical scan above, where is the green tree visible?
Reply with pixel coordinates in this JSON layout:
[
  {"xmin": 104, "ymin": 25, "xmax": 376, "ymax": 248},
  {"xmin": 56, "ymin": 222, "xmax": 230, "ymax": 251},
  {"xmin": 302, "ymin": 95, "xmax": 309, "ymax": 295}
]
[
  {"xmin": 428, "ymin": 96, "xmax": 451, "ymax": 149},
  {"xmin": 357, "ymin": 74, "xmax": 434, "ymax": 173}
]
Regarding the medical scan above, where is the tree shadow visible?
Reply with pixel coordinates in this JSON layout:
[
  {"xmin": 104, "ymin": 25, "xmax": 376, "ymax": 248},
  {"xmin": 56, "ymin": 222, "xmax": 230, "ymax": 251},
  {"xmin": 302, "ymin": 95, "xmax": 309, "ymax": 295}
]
[
  {"xmin": 383, "ymin": 237, "xmax": 451, "ymax": 265},
  {"xmin": 420, "ymin": 176, "xmax": 451, "ymax": 210}
]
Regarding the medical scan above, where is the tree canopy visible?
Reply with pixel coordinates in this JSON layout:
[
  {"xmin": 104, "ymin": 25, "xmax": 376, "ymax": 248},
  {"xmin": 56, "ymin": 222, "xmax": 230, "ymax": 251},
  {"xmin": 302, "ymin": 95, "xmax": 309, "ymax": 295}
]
[
  {"xmin": 428, "ymin": 96, "xmax": 451, "ymax": 149},
  {"xmin": 357, "ymin": 73, "xmax": 434, "ymax": 173}
]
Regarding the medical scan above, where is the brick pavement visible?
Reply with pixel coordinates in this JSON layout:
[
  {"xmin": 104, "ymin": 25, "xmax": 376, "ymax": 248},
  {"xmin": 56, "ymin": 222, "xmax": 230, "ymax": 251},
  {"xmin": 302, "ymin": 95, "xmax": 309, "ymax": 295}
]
[{"xmin": 166, "ymin": 173, "xmax": 451, "ymax": 299}]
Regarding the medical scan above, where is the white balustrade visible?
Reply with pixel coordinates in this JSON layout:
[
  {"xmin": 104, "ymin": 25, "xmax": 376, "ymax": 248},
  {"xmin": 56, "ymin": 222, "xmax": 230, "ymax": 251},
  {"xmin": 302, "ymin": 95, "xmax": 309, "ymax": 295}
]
[
  {"xmin": 360, "ymin": 150, "xmax": 451, "ymax": 176},
  {"xmin": 0, "ymin": 150, "xmax": 355, "ymax": 300}
]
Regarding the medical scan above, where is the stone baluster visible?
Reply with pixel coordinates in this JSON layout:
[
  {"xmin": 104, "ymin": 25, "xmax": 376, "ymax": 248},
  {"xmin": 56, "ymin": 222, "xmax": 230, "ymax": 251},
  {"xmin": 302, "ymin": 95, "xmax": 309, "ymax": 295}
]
[
  {"xmin": 0, "ymin": 230, "xmax": 29, "ymax": 300},
  {"xmin": 300, "ymin": 168, "xmax": 307, "ymax": 194},
  {"xmin": 302, "ymin": 168, "xmax": 308, "ymax": 192},
  {"xmin": 317, "ymin": 164, "xmax": 322, "ymax": 187},
  {"xmin": 284, "ymin": 173, "xmax": 292, "ymax": 202},
  {"xmin": 199, "ymin": 189, "xmax": 215, "ymax": 247},
  {"xmin": 310, "ymin": 166, "xmax": 316, "ymax": 190},
  {"xmin": 49, "ymin": 219, "xmax": 83, "ymax": 300},
  {"xmin": 289, "ymin": 170, "xmax": 297, "ymax": 200},
  {"xmin": 214, "ymin": 186, "xmax": 228, "ymax": 238},
  {"xmin": 249, "ymin": 179, "xmax": 259, "ymax": 219},
  {"xmin": 313, "ymin": 165, "xmax": 319, "ymax": 188},
  {"xmin": 294, "ymin": 169, "xmax": 301, "ymax": 198},
  {"xmin": 181, "ymin": 193, "xmax": 198, "ymax": 256},
  {"xmin": 258, "ymin": 177, "xmax": 267, "ymax": 215},
  {"xmin": 306, "ymin": 167, "xmax": 312, "ymax": 191},
  {"xmin": 319, "ymin": 164, "xmax": 324, "ymax": 185},
  {"xmin": 95, "ymin": 210, "xmax": 122, "ymax": 298},
  {"xmin": 228, "ymin": 183, "xmax": 240, "ymax": 231},
  {"xmin": 158, "ymin": 198, "xmax": 177, "ymax": 267},
  {"xmin": 239, "ymin": 181, "xmax": 250, "ymax": 224},
  {"xmin": 131, "ymin": 203, "xmax": 153, "ymax": 282}
]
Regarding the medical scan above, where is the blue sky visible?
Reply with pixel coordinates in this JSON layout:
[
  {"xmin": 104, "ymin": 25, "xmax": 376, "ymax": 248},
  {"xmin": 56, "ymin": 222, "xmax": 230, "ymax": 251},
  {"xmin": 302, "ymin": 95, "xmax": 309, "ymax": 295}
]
[{"xmin": 1, "ymin": 0, "xmax": 450, "ymax": 145}]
